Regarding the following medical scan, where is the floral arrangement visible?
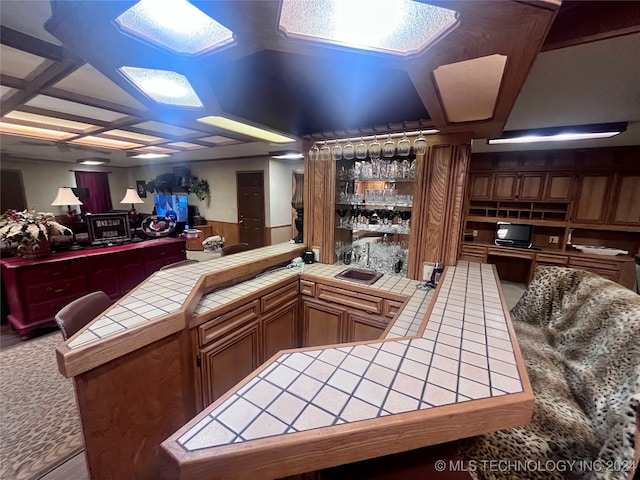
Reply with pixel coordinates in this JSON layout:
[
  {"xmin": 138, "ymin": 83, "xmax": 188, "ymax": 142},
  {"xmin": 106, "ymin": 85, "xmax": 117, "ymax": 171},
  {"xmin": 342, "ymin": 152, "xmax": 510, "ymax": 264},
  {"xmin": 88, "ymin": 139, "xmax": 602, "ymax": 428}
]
[{"xmin": 0, "ymin": 209, "xmax": 72, "ymax": 253}]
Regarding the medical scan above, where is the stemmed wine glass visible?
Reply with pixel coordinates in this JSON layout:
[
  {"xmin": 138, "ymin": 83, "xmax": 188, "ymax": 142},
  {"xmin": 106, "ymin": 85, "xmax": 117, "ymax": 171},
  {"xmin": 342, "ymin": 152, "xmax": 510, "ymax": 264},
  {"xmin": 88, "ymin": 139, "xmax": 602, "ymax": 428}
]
[
  {"xmin": 343, "ymin": 139, "xmax": 354, "ymax": 160},
  {"xmin": 319, "ymin": 141, "xmax": 331, "ymax": 161},
  {"xmin": 331, "ymin": 142, "xmax": 342, "ymax": 161},
  {"xmin": 368, "ymin": 136, "xmax": 381, "ymax": 160},
  {"xmin": 382, "ymin": 134, "xmax": 395, "ymax": 158},
  {"xmin": 336, "ymin": 208, "xmax": 349, "ymax": 227},
  {"xmin": 397, "ymin": 132, "xmax": 411, "ymax": 157},
  {"xmin": 397, "ymin": 210, "xmax": 412, "ymax": 233},
  {"xmin": 413, "ymin": 130, "xmax": 428, "ymax": 155},
  {"xmin": 355, "ymin": 137, "xmax": 367, "ymax": 159},
  {"xmin": 309, "ymin": 143, "xmax": 319, "ymax": 161}
]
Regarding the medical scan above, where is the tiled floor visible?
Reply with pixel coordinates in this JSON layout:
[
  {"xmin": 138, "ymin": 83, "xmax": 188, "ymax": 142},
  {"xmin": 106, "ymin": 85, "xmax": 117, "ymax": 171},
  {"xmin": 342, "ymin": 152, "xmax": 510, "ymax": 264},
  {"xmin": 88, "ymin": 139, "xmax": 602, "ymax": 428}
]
[{"xmin": 175, "ymin": 262, "xmax": 524, "ymax": 452}]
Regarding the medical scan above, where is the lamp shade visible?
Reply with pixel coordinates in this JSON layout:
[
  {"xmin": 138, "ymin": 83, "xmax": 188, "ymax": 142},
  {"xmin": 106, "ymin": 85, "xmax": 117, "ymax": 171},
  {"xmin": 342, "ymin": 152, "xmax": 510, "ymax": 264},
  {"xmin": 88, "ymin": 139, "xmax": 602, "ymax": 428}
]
[
  {"xmin": 51, "ymin": 187, "xmax": 83, "ymax": 206},
  {"xmin": 121, "ymin": 188, "xmax": 144, "ymax": 204}
]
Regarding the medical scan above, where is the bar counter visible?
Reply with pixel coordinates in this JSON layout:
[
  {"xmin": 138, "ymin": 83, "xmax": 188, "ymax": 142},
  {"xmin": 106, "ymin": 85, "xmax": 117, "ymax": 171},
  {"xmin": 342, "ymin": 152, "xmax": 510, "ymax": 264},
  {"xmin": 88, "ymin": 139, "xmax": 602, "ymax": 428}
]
[{"xmin": 55, "ymin": 244, "xmax": 532, "ymax": 479}]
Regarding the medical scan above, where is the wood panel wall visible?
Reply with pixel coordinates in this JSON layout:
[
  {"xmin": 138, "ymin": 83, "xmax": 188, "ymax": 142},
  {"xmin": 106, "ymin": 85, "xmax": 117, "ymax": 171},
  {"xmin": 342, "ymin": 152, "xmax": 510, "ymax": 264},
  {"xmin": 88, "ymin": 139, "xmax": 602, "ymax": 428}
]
[{"xmin": 207, "ymin": 220, "xmax": 240, "ymax": 245}]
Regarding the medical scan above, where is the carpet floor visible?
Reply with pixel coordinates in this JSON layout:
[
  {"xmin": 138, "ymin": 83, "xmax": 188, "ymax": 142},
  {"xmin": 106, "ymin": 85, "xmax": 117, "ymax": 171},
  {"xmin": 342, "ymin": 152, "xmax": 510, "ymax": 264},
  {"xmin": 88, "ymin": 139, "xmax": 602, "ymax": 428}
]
[{"xmin": 0, "ymin": 332, "xmax": 83, "ymax": 480}]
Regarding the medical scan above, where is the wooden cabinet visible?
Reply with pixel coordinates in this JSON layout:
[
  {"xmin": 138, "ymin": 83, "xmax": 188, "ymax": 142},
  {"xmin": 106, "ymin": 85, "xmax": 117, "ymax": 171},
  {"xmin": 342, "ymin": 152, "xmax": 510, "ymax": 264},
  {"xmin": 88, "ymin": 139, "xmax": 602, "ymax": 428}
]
[
  {"xmin": 544, "ymin": 173, "xmax": 574, "ymax": 201},
  {"xmin": 518, "ymin": 174, "xmax": 545, "ymax": 200},
  {"xmin": 345, "ymin": 310, "xmax": 388, "ymax": 342},
  {"xmin": 0, "ymin": 239, "xmax": 185, "ymax": 338},
  {"xmin": 301, "ymin": 298, "xmax": 345, "ymax": 347},
  {"xmin": 572, "ymin": 174, "xmax": 612, "ymax": 224},
  {"xmin": 609, "ymin": 174, "xmax": 640, "ymax": 226},
  {"xmin": 460, "ymin": 244, "xmax": 488, "ymax": 263},
  {"xmin": 468, "ymin": 174, "xmax": 493, "ymax": 200},
  {"xmin": 199, "ymin": 320, "xmax": 261, "ymax": 406},
  {"xmin": 262, "ymin": 299, "xmax": 298, "ymax": 361},
  {"xmin": 492, "ymin": 174, "xmax": 519, "ymax": 199}
]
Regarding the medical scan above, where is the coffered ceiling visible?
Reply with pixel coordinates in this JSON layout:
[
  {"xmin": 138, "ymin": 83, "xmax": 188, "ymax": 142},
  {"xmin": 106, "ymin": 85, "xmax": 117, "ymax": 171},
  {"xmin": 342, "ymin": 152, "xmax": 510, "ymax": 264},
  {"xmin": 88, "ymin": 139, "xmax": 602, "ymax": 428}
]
[{"xmin": 1, "ymin": 1, "xmax": 639, "ymax": 167}]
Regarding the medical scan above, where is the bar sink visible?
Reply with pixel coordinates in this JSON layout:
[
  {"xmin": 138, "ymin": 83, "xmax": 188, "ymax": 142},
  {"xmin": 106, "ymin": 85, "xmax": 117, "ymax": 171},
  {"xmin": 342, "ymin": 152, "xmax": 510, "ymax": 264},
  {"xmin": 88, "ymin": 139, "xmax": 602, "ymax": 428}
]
[{"xmin": 335, "ymin": 268, "xmax": 383, "ymax": 285}]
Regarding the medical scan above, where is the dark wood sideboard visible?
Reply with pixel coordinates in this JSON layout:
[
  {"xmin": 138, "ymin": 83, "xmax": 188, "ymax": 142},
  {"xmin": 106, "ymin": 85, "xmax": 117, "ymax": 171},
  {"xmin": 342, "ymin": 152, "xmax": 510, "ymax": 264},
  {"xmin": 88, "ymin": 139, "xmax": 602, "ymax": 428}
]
[{"xmin": 0, "ymin": 238, "xmax": 186, "ymax": 339}]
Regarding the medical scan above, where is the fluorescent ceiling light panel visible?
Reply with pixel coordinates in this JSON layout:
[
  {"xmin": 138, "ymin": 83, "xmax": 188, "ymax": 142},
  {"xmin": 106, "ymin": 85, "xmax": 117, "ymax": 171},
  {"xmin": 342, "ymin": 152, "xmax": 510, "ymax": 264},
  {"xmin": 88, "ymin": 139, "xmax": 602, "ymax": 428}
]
[
  {"xmin": 278, "ymin": 0, "xmax": 458, "ymax": 56},
  {"xmin": 119, "ymin": 67, "xmax": 203, "ymax": 107},
  {"xmin": 127, "ymin": 152, "xmax": 171, "ymax": 159},
  {"xmin": 132, "ymin": 145, "xmax": 179, "ymax": 154},
  {"xmin": 132, "ymin": 121, "xmax": 199, "ymax": 136},
  {"xmin": 488, "ymin": 123, "xmax": 627, "ymax": 145},
  {"xmin": 271, "ymin": 152, "xmax": 304, "ymax": 159},
  {"xmin": 4, "ymin": 111, "xmax": 101, "ymax": 134},
  {"xmin": 197, "ymin": 116, "xmax": 296, "ymax": 143},
  {"xmin": 100, "ymin": 129, "xmax": 166, "ymax": 143},
  {"xmin": 0, "ymin": 122, "xmax": 76, "ymax": 140},
  {"xmin": 77, "ymin": 158, "xmax": 110, "ymax": 165},
  {"xmin": 115, "ymin": 0, "xmax": 234, "ymax": 55},
  {"xmin": 197, "ymin": 135, "xmax": 242, "ymax": 145},
  {"xmin": 166, "ymin": 141, "xmax": 207, "ymax": 150},
  {"xmin": 71, "ymin": 136, "xmax": 143, "ymax": 149}
]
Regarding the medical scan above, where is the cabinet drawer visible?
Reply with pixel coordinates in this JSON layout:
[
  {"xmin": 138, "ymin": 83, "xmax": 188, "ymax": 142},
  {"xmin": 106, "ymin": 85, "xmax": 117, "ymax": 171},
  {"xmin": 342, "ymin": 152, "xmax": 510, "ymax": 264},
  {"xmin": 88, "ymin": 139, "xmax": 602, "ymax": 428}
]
[
  {"xmin": 299, "ymin": 280, "xmax": 315, "ymax": 297},
  {"xmin": 383, "ymin": 299, "xmax": 403, "ymax": 318},
  {"xmin": 24, "ymin": 275, "xmax": 88, "ymax": 303},
  {"xmin": 535, "ymin": 253, "xmax": 568, "ymax": 265},
  {"xmin": 261, "ymin": 281, "xmax": 298, "ymax": 314},
  {"xmin": 568, "ymin": 256, "xmax": 618, "ymax": 271},
  {"xmin": 143, "ymin": 242, "xmax": 184, "ymax": 262},
  {"xmin": 317, "ymin": 284, "xmax": 382, "ymax": 314},
  {"xmin": 28, "ymin": 292, "xmax": 89, "ymax": 322},
  {"xmin": 198, "ymin": 300, "xmax": 259, "ymax": 346},
  {"xmin": 461, "ymin": 244, "xmax": 487, "ymax": 255},
  {"xmin": 20, "ymin": 259, "xmax": 85, "ymax": 285},
  {"xmin": 487, "ymin": 246, "xmax": 535, "ymax": 260}
]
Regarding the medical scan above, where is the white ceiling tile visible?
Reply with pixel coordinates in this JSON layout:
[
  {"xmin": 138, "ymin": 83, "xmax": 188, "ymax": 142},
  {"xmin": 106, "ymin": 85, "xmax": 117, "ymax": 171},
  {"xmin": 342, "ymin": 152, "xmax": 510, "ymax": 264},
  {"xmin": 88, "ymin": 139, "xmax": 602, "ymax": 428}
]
[
  {"xmin": 198, "ymin": 135, "xmax": 243, "ymax": 145},
  {"xmin": 0, "ymin": 1, "xmax": 62, "ymax": 46},
  {"xmin": 0, "ymin": 85, "xmax": 18, "ymax": 100},
  {"xmin": 25, "ymin": 95, "xmax": 129, "ymax": 122},
  {"xmin": 133, "ymin": 121, "xmax": 201, "ymax": 137},
  {"xmin": 52, "ymin": 63, "xmax": 147, "ymax": 110},
  {"xmin": 0, "ymin": 45, "xmax": 48, "ymax": 79}
]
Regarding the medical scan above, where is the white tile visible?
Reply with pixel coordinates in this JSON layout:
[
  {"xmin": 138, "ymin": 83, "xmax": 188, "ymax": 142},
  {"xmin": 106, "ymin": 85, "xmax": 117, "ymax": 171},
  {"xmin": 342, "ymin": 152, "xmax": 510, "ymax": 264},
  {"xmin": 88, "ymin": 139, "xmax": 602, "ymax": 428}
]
[
  {"xmin": 242, "ymin": 412, "xmax": 288, "ymax": 440},
  {"xmin": 265, "ymin": 391, "xmax": 307, "ymax": 424},
  {"xmin": 423, "ymin": 383, "xmax": 456, "ymax": 407},
  {"xmin": 243, "ymin": 380, "xmax": 282, "ymax": 409},
  {"xmin": 460, "ymin": 350, "xmax": 488, "ymax": 369},
  {"xmin": 383, "ymin": 390, "xmax": 420, "ymax": 414},
  {"xmin": 380, "ymin": 341, "xmax": 407, "ymax": 357},
  {"xmin": 399, "ymin": 357, "xmax": 429, "ymax": 380},
  {"xmin": 318, "ymin": 349, "xmax": 347, "ymax": 366},
  {"xmin": 489, "ymin": 357, "xmax": 520, "ymax": 379},
  {"xmin": 92, "ymin": 322, "xmax": 125, "ymax": 337},
  {"xmin": 293, "ymin": 404, "xmax": 335, "ymax": 431},
  {"xmin": 182, "ymin": 419, "xmax": 235, "ymax": 450},
  {"xmin": 363, "ymin": 363, "xmax": 396, "ymax": 386},
  {"xmin": 431, "ymin": 354, "xmax": 458, "ymax": 373},
  {"xmin": 312, "ymin": 385, "xmax": 349, "ymax": 416},
  {"xmin": 487, "ymin": 346, "xmax": 515, "ymax": 364},
  {"xmin": 303, "ymin": 360, "xmax": 337, "ymax": 382},
  {"xmin": 340, "ymin": 355, "xmax": 369, "ymax": 376},
  {"xmin": 340, "ymin": 397, "xmax": 379, "ymax": 422},
  {"xmin": 373, "ymin": 350, "xmax": 402, "ymax": 370},
  {"xmin": 217, "ymin": 397, "xmax": 262, "ymax": 434},
  {"xmin": 119, "ymin": 316, "xmax": 149, "ymax": 328},
  {"xmin": 391, "ymin": 372, "xmax": 424, "ymax": 400},
  {"xmin": 434, "ymin": 342, "xmax": 460, "ymax": 361},
  {"xmin": 264, "ymin": 364, "xmax": 300, "ymax": 390},
  {"xmin": 426, "ymin": 367, "xmax": 458, "ymax": 392},
  {"xmin": 288, "ymin": 374, "xmax": 323, "ymax": 401},
  {"xmin": 283, "ymin": 353, "xmax": 314, "ymax": 372},
  {"xmin": 354, "ymin": 379, "xmax": 388, "ymax": 407},
  {"xmin": 458, "ymin": 377, "xmax": 491, "ymax": 399},
  {"xmin": 490, "ymin": 371, "xmax": 523, "ymax": 393},
  {"xmin": 327, "ymin": 368, "xmax": 360, "ymax": 394}
]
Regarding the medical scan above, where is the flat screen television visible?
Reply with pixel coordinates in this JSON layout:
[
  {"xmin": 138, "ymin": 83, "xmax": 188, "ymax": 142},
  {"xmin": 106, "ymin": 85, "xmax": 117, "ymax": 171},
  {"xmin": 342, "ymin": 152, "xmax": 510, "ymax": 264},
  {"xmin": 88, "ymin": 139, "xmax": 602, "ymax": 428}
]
[
  {"xmin": 495, "ymin": 222, "xmax": 533, "ymax": 248},
  {"xmin": 153, "ymin": 194, "xmax": 188, "ymax": 224}
]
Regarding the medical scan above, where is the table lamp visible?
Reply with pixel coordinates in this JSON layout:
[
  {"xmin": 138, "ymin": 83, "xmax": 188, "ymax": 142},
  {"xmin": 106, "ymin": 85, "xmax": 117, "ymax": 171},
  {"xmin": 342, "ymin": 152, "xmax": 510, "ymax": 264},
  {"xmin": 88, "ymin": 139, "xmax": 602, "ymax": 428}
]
[
  {"xmin": 50, "ymin": 187, "xmax": 84, "ymax": 250},
  {"xmin": 121, "ymin": 188, "xmax": 144, "ymax": 241}
]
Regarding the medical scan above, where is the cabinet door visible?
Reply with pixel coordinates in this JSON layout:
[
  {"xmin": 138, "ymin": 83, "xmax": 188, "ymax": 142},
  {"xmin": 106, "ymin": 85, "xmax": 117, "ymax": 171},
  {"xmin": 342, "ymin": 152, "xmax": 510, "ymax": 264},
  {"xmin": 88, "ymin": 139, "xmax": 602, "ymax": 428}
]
[
  {"xmin": 301, "ymin": 299, "xmax": 344, "ymax": 347},
  {"xmin": 200, "ymin": 321, "xmax": 260, "ymax": 405},
  {"xmin": 518, "ymin": 174, "xmax": 545, "ymax": 200},
  {"xmin": 468, "ymin": 174, "xmax": 493, "ymax": 200},
  {"xmin": 609, "ymin": 174, "xmax": 640, "ymax": 226},
  {"xmin": 544, "ymin": 174, "xmax": 574, "ymax": 201},
  {"xmin": 345, "ymin": 311, "xmax": 388, "ymax": 342},
  {"xmin": 492, "ymin": 174, "xmax": 519, "ymax": 199},
  {"xmin": 262, "ymin": 300, "xmax": 299, "ymax": 362},
  {"xmin": 117, "ymin": 251, "xmax": 146, "ymax": 295},
  {"xmin": 87, "ymin": 254, "xmax": 120, "ymax": 299},
  {"xmin": 573, "ymin": 175, "xmax": 612, "ymax": 223}
]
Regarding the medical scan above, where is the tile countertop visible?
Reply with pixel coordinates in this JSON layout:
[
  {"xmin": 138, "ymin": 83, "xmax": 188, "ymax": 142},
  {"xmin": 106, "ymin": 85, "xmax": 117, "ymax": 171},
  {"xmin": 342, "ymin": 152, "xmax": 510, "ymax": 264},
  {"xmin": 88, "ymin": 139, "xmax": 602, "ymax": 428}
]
[
  {"xmin": 161, "ymin": 261, "xmax": 533, "ymax": 479},
  {"xmin": 56, "ymin": 242, "xmax": 306, "ymax": 378}
]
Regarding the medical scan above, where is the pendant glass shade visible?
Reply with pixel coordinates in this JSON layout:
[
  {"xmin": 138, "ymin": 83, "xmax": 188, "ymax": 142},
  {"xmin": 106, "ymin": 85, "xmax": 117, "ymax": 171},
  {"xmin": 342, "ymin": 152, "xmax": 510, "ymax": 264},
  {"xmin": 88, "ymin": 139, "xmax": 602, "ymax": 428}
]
[{"xmin": 51, "ymin": 187, "xmax": 83, "ymax": 206}]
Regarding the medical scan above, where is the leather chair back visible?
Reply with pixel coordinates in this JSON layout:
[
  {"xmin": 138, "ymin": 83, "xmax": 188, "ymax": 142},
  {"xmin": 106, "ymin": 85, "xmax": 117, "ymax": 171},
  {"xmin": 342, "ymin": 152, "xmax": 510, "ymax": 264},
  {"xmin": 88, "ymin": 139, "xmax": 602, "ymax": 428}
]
[{"xmin": 55, "ymin": 291, "xmax": 113, "ymax": 340}]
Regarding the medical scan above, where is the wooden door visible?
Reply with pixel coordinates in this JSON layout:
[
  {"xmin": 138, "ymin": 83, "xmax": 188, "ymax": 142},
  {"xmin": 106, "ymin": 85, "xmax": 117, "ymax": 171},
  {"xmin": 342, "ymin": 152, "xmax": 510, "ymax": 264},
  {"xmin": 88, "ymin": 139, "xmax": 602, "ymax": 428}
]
[
  {"xmin": 518, "ymin": 174, "xmax": 545, "ymax": 200},
  {"xmin": 544, "ymin": 173, "xmax": 574, "ymax": 201},
  {"xmin": 262, "ymin": 299, "xmax": 299, "ymax": 362},
  {"xmin": 200, "ymin": 321, "xmax": 260, "ymax": 405},
  {"xmin": 492, "ymin": 174, "xmax": 519, "ymax": 199},
  {"xmin": 0, "ymin": 169, "xmax": 27, "ymax": 212},
  {"xmin": 468, "ymin": 174, "xmax": 493, "ymax": 200},
  {"xmin": 301, "ymin": 299, "xmax": 344, "ymax": 347},
  {"xmin": 237, "ymin": 172, "xmax": 265, "ymax": 249},
  {"xmin": 345, "ymin": 311, "xmax": 387, "ymax": 342},
  {"xmin": 609, "ymin": 174, "xmax": 640, "ymax": 226},
  {"xmin": 573, "ymin": 174, "xmax": 612, "ymax": 224}
]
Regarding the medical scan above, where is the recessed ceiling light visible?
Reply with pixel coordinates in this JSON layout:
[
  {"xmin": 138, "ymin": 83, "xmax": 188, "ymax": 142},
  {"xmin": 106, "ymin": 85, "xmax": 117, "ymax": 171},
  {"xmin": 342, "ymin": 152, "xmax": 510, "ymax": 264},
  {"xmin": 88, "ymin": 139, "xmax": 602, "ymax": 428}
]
[
  {"xmin": 488, "ymin": 123, "xmax": 627, "ymax": 145},
  {"xmin": 4, "ymin": 111, "xmax": 101, "ymax": 134},
  {"xmin": 0, "ymin": 122, "xmax": 76, "ymax": 140},
  {"xmin": 278, "ymin": 0, "xmax": 458, "ymax": 56},
  {"xmin": 197, "ymin": 116, "xmax": 296, "ymax": 143},
  {"xmin": 76, "ymin": 158, "xmax": 110, "ymax": 165},
  {"xmin": 71, "ymin": 136, "xmax": 143, "ymax": 149},
  {"xmin": 115, "ymin": 0, "xmax": 235, "ymax": 55},
  {"xmin": 126, "ymin": 152, "xmax": 172, "ymax": 159},
  {"xmin": 119, "ymin": 66, "xmax": 203, "ymax": 107}
]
